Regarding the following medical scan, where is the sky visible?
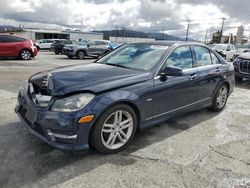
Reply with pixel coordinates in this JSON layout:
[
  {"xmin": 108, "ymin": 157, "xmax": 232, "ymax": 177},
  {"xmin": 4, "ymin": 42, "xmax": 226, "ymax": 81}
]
[{"xmin": 0, "ymin": 0, "xmax": 250, "ymax": 40}]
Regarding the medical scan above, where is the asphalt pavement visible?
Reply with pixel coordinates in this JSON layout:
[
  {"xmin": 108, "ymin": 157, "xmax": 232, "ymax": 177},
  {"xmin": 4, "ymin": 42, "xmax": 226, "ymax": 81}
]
[{"xmin": 0, "ymin": 51, "xmax": 250, "ymax": 188}]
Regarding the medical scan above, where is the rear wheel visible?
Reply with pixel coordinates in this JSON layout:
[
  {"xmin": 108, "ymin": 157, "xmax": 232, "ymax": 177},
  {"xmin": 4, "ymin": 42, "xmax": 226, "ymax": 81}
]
[
  {"xmin": 67, "ymin": 55, "xmax": 73, "ymax": 59},
  {"xmin": 210, "ymin": 84, "xmax": 228, "ymax": 112},
  {"xmin": 20, "ymin": 50, "xmax": 32, "ymax": 60},
  {"xmin": 77, "ymin": 51, "xmax": 85, "ymax": 59},
  {"xmin": 54, "ymin": 51, "xmax": 60, "ymax": 54},
  {"xmin": 90, "ymin": 104, "xmax": 137, "ymax": 154}
]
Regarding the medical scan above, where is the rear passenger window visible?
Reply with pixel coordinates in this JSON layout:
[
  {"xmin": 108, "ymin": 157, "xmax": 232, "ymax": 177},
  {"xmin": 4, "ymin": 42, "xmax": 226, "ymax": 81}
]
[
  {"xmin": 211, "ymin": 52, "xmax": 221, "ymax": 64},
  {"xmin": 95, "ymin": 41, "xmax": 105, "ymax": 45},
  {"xmin": 164, "ymin": 46, "xmax": 193, "ymax": 70},
  {"xmin": 193, "ymin": 46, "xmax": 212, "ymax": 67}
]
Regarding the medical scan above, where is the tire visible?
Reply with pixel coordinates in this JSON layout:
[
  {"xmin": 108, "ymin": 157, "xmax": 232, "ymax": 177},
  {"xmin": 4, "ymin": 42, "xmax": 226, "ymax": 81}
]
[
  {"xmin": 77, "ymin": 51, "xmax": 85, "ymax": 59},
  {"xmin": 90, "ymin": 104, "xmax": 137, "ymax": 154},
  {"xmin": 210, "ymin": 84, "xmax": 228, "ymax": 112},
  {"xmin": 19, "ymin": 49, "xmax": 32, "ymax": 60},
  {"xmin": 235, "ymin": 77, "xmax": 243, "ymax": 82},
  {"xmin": 67, "ymin": 55, "xmax": 73, "ymax": 59},
  {"xmin": 54, "ymin": 51, "xmax": 60, "ymax": 54}
]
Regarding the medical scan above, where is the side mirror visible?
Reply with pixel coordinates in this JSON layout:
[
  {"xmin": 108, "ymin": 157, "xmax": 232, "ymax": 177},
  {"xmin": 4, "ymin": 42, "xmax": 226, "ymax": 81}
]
[
  {"xmin": 87, "ymin": 44, "xmax": 90, "ymax": 47},
  {"xmin": 165, "ymin": 67, "xmax": 183, "ymax": 76}
]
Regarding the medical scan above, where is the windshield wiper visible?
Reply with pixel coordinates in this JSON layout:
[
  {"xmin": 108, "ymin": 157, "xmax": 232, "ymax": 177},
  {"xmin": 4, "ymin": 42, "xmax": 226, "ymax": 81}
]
[{"xmin": 105, "ymin": 63, "xmax": 128, "ymax": 69}]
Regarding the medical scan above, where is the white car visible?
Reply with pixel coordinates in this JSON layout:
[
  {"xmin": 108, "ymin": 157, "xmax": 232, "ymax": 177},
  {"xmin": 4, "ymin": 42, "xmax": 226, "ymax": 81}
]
[
  {"xmin": 36, "ymin": 39, "xmax": 64, "ymax": 50},
  {"xmin": 211, "ymin": 44, "xmax": 236, "ymax": 61}
]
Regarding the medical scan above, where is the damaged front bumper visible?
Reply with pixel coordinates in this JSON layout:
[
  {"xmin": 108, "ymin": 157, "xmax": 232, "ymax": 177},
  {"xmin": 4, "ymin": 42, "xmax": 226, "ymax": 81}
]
[{"xmin": 15, "ymin": 87, "xmax": 104, "ymax": 151}]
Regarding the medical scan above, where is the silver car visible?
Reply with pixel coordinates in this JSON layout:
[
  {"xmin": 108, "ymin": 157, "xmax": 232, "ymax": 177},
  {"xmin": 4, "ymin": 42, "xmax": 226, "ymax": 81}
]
[{"xmin": 62, "ymin": 40, "xmax": 114, "ymax": 59}]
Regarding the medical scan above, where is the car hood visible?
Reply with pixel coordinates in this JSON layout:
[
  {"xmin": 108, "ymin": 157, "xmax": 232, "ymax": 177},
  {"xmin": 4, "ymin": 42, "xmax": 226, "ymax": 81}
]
[
  {"xmin": 29, "ymin": 63, "xmax": 152, "ymax": 96},
  {"xmin": 238, "ymin": 52, "xmax": 250, "ymax": 60}
]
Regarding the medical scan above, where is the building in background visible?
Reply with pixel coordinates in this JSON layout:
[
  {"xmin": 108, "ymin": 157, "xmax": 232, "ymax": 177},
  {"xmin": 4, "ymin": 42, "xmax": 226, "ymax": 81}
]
[
  {"xmin": 212, "ymin": 26, "xmax": 247, "ymax": 44},
  {"xmin": 235, "ymin": 25, "xmax": 244, "ymax": 45},
  {"xmin": 10, "ymin": 28, "xmax": 103, "ymax": 41}
]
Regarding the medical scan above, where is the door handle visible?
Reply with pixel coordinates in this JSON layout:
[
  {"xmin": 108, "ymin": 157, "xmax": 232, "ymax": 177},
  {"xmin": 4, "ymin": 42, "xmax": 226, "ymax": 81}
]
[
  {"xmin": 189, "ymin": 74, "xmax": 197, "ymax": 80},
  {"xmin": 215, "ymin": 67, "xmax": 221, "ymax": 72}
]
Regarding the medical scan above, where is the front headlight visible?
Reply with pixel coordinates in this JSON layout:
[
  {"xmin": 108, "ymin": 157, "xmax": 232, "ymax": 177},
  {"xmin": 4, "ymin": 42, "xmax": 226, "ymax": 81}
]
[{"xmin": 51, "ymin": 93, "xmax": 94, "ymax": 112}]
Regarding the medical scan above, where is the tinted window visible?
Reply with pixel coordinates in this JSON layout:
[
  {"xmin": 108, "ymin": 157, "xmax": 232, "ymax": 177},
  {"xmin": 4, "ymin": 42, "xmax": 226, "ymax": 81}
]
[
  {"xmin": 0, "ymin": 36, "xmax": 5, "ymax": 43},
  {"xmin": 95, "ymin": 41, "xmax": 105, "ymax": 45},
  {"xmin": 211, "ymin": 52, "xmax": 221, "ymax": 64},
  {"xmin": 1, "ymin": 36, "xmax": 25, "ymax": 42},
  {"xmin": 164, "ymin": 46, "xmax": 193, "ymax": 69},
  {"xmin": 193, "ymin": 46, "xmax": 212, "ymax": 67},
  {"xmin": 88, "ymin": 41, "xmax": 95, "ymax": 46}
]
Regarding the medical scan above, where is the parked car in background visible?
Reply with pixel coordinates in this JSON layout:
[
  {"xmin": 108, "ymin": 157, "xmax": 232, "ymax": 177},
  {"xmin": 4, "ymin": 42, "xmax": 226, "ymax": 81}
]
[
  {"xmin": 51, "ymin": 40, "xmax": 76, "ymax": 54},
  {"xmin": 16, "ymin": 42, "xmax": 234, "ymax": 153},
  {"xmin": 235, "ymin": 44, "xmax": 250, "ymax": 58},
  {"xmin": 233, "ymin": 52, "xmax": 250, "ymax": 81},
  {"xmin": 211, "ymin": 44, "xmax": 236, "ymax": 61},
  {"xmin": 62, "ymin": 40, "xmax": 114, "ymax": 59},
  {"xmin": 36, "ymin": 39, "xmax": 64, "ymax": 50},
  {"xmin": 0, "ymin": 34, "xmax": 37, "ymax": 60}
]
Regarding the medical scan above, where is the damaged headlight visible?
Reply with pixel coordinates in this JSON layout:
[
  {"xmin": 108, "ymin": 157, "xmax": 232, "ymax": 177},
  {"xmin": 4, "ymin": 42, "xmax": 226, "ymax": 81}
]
[{"xmin": 51, "ymin": 93, "xmax": 94, "ymax": 112}]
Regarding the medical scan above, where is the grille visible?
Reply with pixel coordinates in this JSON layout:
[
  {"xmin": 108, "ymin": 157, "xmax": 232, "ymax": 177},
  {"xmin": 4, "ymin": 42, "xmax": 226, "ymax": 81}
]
[{"xmin": 239, "ymin": 60, "xmax": 250, "ymax": 74}]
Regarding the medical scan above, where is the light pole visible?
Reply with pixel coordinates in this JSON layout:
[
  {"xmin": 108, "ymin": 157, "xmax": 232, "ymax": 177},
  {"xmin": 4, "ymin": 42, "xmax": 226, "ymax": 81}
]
[{"xmin": 186, "ymin": 19, "xmax": 190, "ymax": 41}]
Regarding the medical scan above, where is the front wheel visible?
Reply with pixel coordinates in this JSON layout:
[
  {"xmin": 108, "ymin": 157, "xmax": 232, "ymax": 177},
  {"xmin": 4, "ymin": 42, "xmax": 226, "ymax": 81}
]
[
  {"xmin": 90, "ymin": 104, "xmax": 137, "ymax": 154},
  {"xmin": 20, "ymin": 50, "xmax": 32, "ymax": 60},
  {"xmin": 77, "ymin": 51, "xmax": 85, "ymax": 59},
  {"xmin": 210, "ymin": 84, "xmax": 228, "ymax": 112}
]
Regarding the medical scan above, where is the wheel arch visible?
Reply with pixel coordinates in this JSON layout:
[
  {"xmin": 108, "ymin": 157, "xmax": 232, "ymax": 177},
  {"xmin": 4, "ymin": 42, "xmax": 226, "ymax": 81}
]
[
  {"xmin": 19, "ymin": 48, "xmax": 33, "ymax": 58},
  {"xmin": 88, "ymin": 100, "xmax": 141, "ymax": 149},
  {"xmin": 212, "ymin": 80, "xmax": 230, "ymax": 99}
]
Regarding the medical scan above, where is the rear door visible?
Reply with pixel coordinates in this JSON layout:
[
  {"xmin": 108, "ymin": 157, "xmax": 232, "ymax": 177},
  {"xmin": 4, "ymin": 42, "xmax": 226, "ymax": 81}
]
[
  {"xmin": 192, "ymin": 45, "xmax": 223, "ymax": 101},
  {"xmin": 87, "ymin": 41, "xmax": 97, "ymax": 55}
]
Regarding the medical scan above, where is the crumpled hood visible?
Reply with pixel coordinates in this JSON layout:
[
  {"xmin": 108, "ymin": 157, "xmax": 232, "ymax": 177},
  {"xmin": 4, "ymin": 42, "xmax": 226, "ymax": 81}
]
[{"xmin": 29, "ymin": 63, "xmax": 152, "ymax": 96}]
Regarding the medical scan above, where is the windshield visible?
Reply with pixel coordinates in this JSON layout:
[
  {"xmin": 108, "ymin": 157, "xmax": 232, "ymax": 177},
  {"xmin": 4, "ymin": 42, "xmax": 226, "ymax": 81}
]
[{"xmin": 97, "ymin": 44, "xmax": 169, "ymax": 71}]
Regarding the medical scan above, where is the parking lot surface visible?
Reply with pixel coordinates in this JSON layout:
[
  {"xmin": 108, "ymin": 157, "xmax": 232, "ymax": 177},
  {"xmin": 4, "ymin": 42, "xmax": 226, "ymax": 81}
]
[{"xmin": 0, "ymin": 51, "xmax": 250, "ymax": 188}]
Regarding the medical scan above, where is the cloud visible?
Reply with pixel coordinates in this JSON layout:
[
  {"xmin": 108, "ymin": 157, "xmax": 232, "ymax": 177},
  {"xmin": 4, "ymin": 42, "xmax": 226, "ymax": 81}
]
[{"xmin": 0, "ymin": 0, "xmax": 249, "ymax": 40}]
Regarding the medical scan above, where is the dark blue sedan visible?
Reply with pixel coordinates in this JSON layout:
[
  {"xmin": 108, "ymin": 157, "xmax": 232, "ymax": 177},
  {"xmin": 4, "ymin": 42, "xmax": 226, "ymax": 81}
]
[{"xmin": 16, "ymin": 42, "xmax": 235, "ymax": 154}]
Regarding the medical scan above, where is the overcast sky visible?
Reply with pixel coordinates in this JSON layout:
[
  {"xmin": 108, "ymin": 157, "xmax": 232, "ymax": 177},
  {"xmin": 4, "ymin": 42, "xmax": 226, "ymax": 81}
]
[{"xmin": 0, "ymin": 0, "xmax": 250, "ymax": 40}]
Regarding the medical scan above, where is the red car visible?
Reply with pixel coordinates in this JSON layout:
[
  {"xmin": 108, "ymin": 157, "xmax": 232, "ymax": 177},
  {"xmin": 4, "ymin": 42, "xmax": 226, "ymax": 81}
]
[{"xmin": 0, "ymin": 35, "xmax": 37, "ymax": 60}]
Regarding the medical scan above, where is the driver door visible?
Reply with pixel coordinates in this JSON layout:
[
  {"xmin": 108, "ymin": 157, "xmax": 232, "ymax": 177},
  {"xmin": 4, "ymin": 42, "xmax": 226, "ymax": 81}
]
[{"xmin": 153, "ymin": 45, "xmax": 199, "ymax": 119}]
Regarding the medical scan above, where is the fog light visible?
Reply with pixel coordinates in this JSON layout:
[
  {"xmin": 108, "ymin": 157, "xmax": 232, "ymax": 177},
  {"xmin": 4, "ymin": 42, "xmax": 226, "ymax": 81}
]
[{"xmin": 78, "ymin": 115, "xmax": 94, "ymax": 123}]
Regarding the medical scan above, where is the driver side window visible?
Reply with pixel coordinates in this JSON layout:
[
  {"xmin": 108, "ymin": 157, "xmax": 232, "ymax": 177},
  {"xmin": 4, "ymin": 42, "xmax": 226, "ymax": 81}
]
[{"xmin": 163, "ymin": 46, "xmax": 193, "ymax": 70}]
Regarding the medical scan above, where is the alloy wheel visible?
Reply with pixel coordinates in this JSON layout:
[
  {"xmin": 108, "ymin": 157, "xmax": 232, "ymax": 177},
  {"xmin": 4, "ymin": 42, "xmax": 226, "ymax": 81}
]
[
  {"xmin": 21, "ymin": 50, "xmax": 31, "ymax": 60},
  {"xmin": 216, "ymin": 85, "xmax": 228, "ymax": 109},
  {"xmin": 77, "ymin": 51, "xmax": 85, "ymax": 59},
  {"xmin": 101, "ymin": 110, "xmax": 134, "ymax": 150}
]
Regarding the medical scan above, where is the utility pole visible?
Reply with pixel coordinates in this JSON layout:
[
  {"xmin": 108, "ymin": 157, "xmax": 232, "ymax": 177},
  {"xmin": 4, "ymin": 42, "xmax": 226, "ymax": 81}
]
[
  {"xmin": 204, "ymin": 29, "xmax": 208, "ymax": 44},
  {"xmin": 162, "ymin": 27, "xmax": 165, "ymax": 40},
  {"xmin": 185, "ymin": 19, "xmax": 190, "ymax": 41},
  {"xmin": 219, "ymin": 18, "xmax": 225, "ymax": 43}
]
